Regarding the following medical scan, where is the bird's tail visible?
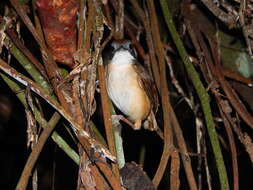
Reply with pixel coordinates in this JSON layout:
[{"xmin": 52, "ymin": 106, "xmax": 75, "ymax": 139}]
[
  {"xmin": 144, "ymin": 111, "xmax": 164, "ymax": 139},
  {"xmin": 144, "ymin": 111, "xmax": 157, "ymax": 131}
]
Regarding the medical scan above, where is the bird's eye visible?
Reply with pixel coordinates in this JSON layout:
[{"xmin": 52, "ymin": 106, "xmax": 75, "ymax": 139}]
[
  {"xmin": 124, "ymin": 41, "xmax": 132, "ymax": 50},
  {"xmin": 111, "ymin": 42, "xmax": 120, "ymax": 50},
  {"xmin": 129, "ymin": 43, "xmax": 133, "ymax": 50}
]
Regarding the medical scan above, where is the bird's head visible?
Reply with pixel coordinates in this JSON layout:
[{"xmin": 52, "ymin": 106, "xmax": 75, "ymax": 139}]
[{"xmin": 108, "ymin": 40, "xmax": 137, "ymax": 65}]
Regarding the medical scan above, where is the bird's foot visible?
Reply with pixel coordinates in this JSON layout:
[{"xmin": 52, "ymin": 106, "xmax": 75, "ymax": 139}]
[{"xmin": 111, "ymin": 115, "xmax": 141, "ymax": 130}]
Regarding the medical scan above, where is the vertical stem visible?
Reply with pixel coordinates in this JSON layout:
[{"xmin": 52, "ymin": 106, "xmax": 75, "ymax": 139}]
[
  {"xmin": 115, "ymin": 0, "xmax": 124, "ymax": 39},
  {"xmin": 98, "ymin": 62, "xmax": 120, "ymax": 180},
  {"xmin": 111, "ymin": 105, "xmax": 125, "ymax": 169}
]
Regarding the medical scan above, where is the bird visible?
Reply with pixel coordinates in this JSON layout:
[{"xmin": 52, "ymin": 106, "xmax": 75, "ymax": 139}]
[{"xmin": 104, "ymin": 39, "xmax": 159, "ymax": 130}]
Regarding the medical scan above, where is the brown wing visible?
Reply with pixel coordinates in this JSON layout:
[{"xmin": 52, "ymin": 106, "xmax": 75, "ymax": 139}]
[{"xmin": 133, "ymin": 63, "xmax": 159, "ymax": 113}]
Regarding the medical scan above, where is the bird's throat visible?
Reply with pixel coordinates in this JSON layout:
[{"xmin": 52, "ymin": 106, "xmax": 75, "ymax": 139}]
[{"xmin": 111, "ymin": 50, "xmax": 135, "ymax": 66}]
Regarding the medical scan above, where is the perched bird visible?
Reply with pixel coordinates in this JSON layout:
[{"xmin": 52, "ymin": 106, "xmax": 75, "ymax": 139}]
[{"xmin": 104, "ymin": 40, "xmax": 158, "ymax": 130}]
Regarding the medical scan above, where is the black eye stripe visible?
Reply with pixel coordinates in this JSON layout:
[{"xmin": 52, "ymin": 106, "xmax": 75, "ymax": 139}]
[
  {"xmin": 123, "ymin": 41, "xmax": 131, "ymax": 49},
  {"xmin": 111, "ymin": 41, "xmax": 133, "ymax": 50},
  {"xmin": 111, "ymin": 42, "xmax": 120, "ymax": 50},
  {"xmin": 108, "ymin": 41, "xmax": 137, "ymax": 60}
]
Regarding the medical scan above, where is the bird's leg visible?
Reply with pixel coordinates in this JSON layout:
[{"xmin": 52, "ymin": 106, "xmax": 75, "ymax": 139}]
[{"xmin": 111, "ymin": 115, "xmax": 140, "ymax": 130}]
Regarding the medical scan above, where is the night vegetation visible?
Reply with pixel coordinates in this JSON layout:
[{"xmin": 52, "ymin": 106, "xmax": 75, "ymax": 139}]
[{"xmin": 0, "ymin": 0, "xmax": 253, "ymax": 190}]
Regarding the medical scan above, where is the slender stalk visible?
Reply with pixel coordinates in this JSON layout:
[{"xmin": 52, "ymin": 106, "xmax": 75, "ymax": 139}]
[
  {"xmin": 7, "ymin": 39, "xmax": 52, "ymax": 95},
  {"xmin": 98, "ymin": 63, "xmax": 120, "ymax": 178},
  {"xmin": 16, "ymin": 112, "xmax": 60, "ymax": 190},
  {"xmin": 110, "ymin": 103, "xmax": 125, "ymax": 169},
  {"xmin": 159, "ymin": 0, "xmax": 229, "ymax": 189}
]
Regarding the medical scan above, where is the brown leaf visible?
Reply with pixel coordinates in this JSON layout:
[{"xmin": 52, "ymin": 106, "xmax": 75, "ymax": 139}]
[{"xmin": 36, "ymin": 0, "xmax": 79, "ymax": 67}]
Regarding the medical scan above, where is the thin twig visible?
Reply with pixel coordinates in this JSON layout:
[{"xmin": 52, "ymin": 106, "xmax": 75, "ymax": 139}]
[
  {"xmin": 114, "ymin": 0, "xmax": 124, "ymax": 39},
  {"xmin": 217, "ymin": 98, "xmax": 239, "ymax": 190},
  {"xmin": 196, "ymin": 117, "xmax": 204, "ymax": 190},
  {"xmin": 239, "ymin": 0, "xmax": 253, "ymax": 58},
  {"xmin": 6, "ymin": 27, "xmax": 48, "ymax": 80},
  {"xmin": 98, "ymin": 62, "xmax": 120, "ymax": 178},
  {"xmin": 16, "ymin": 112, "xmax": 61, "ymax": 190},
  {"xmin": 85, "ymin": 0, "xmax": 95, "ymax": 50},
  {"xmin": 78, "ymin": 0, "xmax": 86, "ymax": 50},
  {"xmin": 170, "ymin": 149, "xmax": 180, "ymax": 190},
  {"xmin": 200, "ymin": 0, "xmax": 237, "ymax": 27},
  {"xmin": 5, "ymin": 38, "xmax": 52, "ymax": 95}
]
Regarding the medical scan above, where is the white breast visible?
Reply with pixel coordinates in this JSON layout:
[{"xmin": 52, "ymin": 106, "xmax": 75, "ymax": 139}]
[{"xmin": 106, "ymin": 60, "xmax": 151, "ymax": 122}]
